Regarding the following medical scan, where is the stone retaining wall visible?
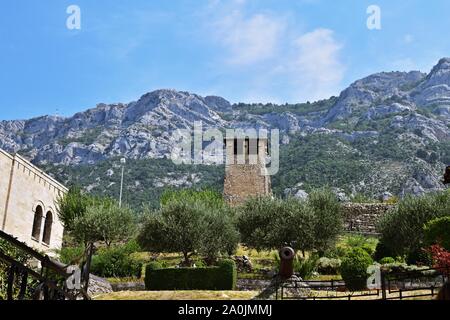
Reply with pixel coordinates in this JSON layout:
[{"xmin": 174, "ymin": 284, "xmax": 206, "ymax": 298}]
[{"xmin": 342, "ymin": 203, "xmax": 395, "ymax": 235}]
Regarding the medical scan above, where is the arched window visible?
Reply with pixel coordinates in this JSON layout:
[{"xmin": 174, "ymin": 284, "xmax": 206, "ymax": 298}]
[
  {"xmin": 42, "ymin": 211, "xmax": 53, "ymax": 245},
  {"xmin": 31, "ymin": 205, "xmax": 43, "ymax": 240}
]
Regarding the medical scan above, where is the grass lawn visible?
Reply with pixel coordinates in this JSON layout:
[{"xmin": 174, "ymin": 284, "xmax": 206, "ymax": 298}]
[
  {"xmin": 94, "ymin": 289, "xmax": 437, "ymax": 301},
  {"xmin": 94, "ymin": 291, "xmax": 259, "ymax": 301}
]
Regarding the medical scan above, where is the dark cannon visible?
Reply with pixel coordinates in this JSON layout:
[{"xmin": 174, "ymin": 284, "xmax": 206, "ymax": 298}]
[{"xmin": 279, "ymin": 247, "xmax": 295, "ymax": 279}]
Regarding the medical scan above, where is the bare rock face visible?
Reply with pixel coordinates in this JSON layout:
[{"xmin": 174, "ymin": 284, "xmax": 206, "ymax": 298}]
[{"xmin": 412, "ymin": 58, "xmax": 450, "ymax": 108}]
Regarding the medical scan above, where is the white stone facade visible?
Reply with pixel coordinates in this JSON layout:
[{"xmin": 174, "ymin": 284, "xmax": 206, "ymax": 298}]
[{"xmin": 0, "ymin": 149, "xmax": 67, "ymax": 253}]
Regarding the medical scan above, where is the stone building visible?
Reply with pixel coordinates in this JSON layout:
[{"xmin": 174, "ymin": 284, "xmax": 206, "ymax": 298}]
[
  {"xmin": 0, "ymin": 148, "xmax": 67, "ymax": 253},
  {"xmin": 223, "ymin": 137, "xmax": 272, "ymax": 206}
]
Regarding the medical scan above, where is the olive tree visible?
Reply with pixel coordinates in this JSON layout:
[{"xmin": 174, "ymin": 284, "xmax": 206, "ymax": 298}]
[
  {"xmin": 308, "ymin": 187, "xmax": 343, "ymax": 255},
  {"xmin": 72, "ymin": 203, "xmax": 136, "ymax": 247},
  {"xmin": 237, "ymin": 189, "xmax": 344, "ymax": 255},
  {"xmin": 237, "ymin": 197, "xmax": 316, "ymax": 254},
  {"xmin": 56, "ymin": 187, "xmax": 115, "ymax": 232},
  {"xmin": 138, "ymin": 190, "xmax": 239, "ymax": 266},
  {"xmin": 56, "ymin": 187, "xmax": 90, "ymax": 232},
  {"xmin": 198, "ymin": 206, "xmax": 240, "ymax": 265}
]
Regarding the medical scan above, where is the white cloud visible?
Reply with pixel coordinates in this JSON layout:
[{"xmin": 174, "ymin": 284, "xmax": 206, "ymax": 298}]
[
  {"xmin": 203, "ymin": 3, "xmax": 345, "ymax": 102},
  {"xmin": 288, "ymin": 29, "xmax": 345, "ymax": 101},
  {"xmin": 214, "ymin": 10, "xmax": 285, "ymax": 65}
]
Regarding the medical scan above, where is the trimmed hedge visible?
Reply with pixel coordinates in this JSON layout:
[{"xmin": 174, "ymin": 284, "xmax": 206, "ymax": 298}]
[{"xmin": 145, "ymin": 259, "xmax": 237, "ymax": 291}]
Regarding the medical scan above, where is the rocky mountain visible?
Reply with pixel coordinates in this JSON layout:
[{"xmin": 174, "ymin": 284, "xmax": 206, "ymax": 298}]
[{"xmin": 1, "ymin": 58, "xmax": 450, "ymax": 207}]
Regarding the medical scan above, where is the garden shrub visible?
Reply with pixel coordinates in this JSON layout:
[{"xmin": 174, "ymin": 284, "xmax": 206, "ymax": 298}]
[
  {"xmin": 340, "ymin": 235, "xmax": 378, "ymax": 257},
  {"xmin": 145, "ymin": 259, "xmax": 237, "ymax": 291},
  {"xmin": 90, "ymin": 241, "xmax": 143, "ymax": 278},
  {"xmin": 293, "ymin": 255, "xmax": 319, "ymax": 279},
  {"xmin": 146, "ymin": 262, "xmax": 162, "ymax": 271},
  {"xmin": 340, "ymin": 248, "xmax": 373, "ymax": 291},
  {"xmin": 374, "ymin": 240, "xmax": 396, "ymax": 262},
  {"xmin": 427, "ymin": 245, "xmax": 450, "ymax": 275},
  {"xmin": 406, "ymin": 248, "xmax": 433, "ymax": 266},
  {"xmin": 323, "ymin": 246, "xmax": 347, "ymax": 260},
  {"xmin": 317, "ymin": 257, "xmax": 341, "ymax": 275},
  {"xmin": 424, "ymin": 216, "xmax": 450, "ymax": 251},
  {"xmin": 379, "ymin": 257, "xmax": 395, "ymax": 265},
  {"xmin": 377, "ymin": 191, "xmax": 450, "ymax": 257}
]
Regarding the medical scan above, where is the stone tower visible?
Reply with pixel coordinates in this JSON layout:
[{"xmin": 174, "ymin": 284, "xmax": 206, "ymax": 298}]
[{"xmin": 223, "ymin": 137, "xmax": 272, "ymax": 206}]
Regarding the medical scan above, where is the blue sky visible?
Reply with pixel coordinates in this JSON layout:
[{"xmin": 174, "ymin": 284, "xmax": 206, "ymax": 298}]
[{"xmin": 1, "ymin": 0, "xmax": 450, "ymax": 120}]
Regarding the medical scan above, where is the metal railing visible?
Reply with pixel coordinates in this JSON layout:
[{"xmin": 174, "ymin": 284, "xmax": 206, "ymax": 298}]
[
  {"xmin": 0, "ymin": 230, "xmax": 93, "ymax": 300},
  {"xmin": 275, "ymin": 266, "xmax": 449, "ymax": 300}
]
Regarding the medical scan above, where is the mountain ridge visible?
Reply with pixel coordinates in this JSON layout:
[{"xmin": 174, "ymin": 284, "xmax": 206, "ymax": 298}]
[{"xmin": 1, "ymin": 58, "xmax": 449, "ymax": 206}]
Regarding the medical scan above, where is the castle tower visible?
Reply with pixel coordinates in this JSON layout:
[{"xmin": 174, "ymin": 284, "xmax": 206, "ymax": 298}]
[{"xmin": 223, "ymin": 137, "xmax": 272, "ymax": 206}]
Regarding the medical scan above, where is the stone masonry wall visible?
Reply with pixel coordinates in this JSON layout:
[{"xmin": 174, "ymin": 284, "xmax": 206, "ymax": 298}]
[
  {"xmin": 223, "ymin": 138, "xmax": 271, "ymax": 206},
  {"xmin": 223, "ymin": 164, "xmax": 271, "ymax": 206},
  {"xmin": 0, "ymin": 149, "xmax": 67, "ymax": 254},
  {"xmin": 342, "ymin": 203, "xmax": 395, "ymax": 235}
]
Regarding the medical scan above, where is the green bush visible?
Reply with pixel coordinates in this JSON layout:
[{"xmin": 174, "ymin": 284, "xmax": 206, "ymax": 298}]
[
  {"xmin": 374, "ymin": 240, "xmax": 396, "ymax": 262},
  {"xmin": 340, "ymin": 248, "xmax": 374, "ymax": 291},
  {"xmin": 317, "ymin": 257, "xmax": 341, "ymax": 275},
  {"xmin": 379, "ymin": 257, "xmax": 395, "ymax": 265},
  {"xmin": 424, "ymin": 216, "xmax": 450, "ymax": 250},
  {"xmin": 146, "ymin": 262, "xmax": 162, "ymax": 271},
  {"xmin": 377, "ymin": 191, "xmax": 450, "ymax": 257},
  {"xmin": 340, "ymin": 235, "xmax": 378, "ymax": 257},
  {"xmin": 145, "ymin": 259, "xmax": 237, "ymax": 291},
  {"xmin": 90, "ymin": 241, "xmax": 143, "ymax": 278},
  {"xmin": 58, "ymin": 245, "xmax": 85, "ymax": 265},
  {"xmin": 406, "ymin": 248, "xmax": 433, "ymax": 267},
  {"xmin": 293, "ymin": 255, "xmax": 319, "ymax": 279}
]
